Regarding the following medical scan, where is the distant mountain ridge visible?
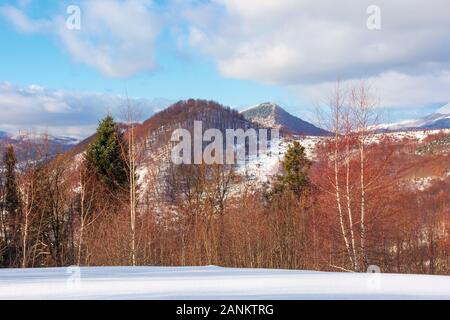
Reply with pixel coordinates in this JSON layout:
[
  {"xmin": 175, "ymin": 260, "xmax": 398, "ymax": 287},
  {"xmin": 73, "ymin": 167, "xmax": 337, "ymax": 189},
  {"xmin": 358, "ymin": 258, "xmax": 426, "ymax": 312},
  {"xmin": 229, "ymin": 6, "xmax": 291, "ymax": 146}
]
[
  {"xmin": 0, "ymin": 130, "xmax": 80, "ymax": 159},
  {"xmin": 241, "ymin": 102, "xmax": 329, "ymax": 136},
  {"xmin": 378, "ymin": 103, "xmax": 450, "ymax": 132}
]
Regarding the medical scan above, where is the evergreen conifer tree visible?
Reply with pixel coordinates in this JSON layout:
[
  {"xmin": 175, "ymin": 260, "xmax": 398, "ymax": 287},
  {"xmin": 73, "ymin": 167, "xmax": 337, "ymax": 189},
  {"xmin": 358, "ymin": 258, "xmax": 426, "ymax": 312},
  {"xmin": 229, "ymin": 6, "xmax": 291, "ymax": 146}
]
[
  {"xmin": 275, "ymin": 141, "xmax": 311, "ymax": 197},
  {"xmin": 85, "ymin": 116, "xmax": 129, "ymax": 191}
]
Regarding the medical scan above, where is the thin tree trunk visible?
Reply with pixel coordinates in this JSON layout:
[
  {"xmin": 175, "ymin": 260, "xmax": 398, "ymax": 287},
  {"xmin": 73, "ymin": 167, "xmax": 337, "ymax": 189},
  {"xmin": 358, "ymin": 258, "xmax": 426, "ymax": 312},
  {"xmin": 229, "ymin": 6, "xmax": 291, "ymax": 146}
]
[
  {"xmin": 335, "ymin": 131, "xmax": 354, "ymax": 268},
  {"xmin": 22, "ymin": 182, "xmax": 34, "ymax": 269},
  {"xmin": 359, "ymin": 128, "xmax": 368, "ymax": 269},
  {"xmin": 345, "ymin": 138, "xmax": 358, "ymax": 271},
  {"xmin": 0, "ymin": 207, "xmax": 8, "ymax": 263},
  {"xmin": 129, "ymin": 120, "xmax": 136, "ymax": 267},
  {"xmin": 77, "ymin": 175, "xmax": 85, "ymax": 266},
  {"xmin": 77, "ymin": 217, "xmax": 84, "ymax": 266},
  {"xmin": 22, "ymin": 209, "xmax": 28, "ymax": 268}
]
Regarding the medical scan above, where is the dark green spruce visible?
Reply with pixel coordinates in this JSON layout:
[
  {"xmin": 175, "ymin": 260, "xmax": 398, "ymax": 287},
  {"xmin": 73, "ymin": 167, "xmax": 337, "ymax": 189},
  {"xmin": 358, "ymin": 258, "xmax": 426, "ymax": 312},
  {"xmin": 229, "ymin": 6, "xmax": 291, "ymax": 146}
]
[
  {"xmin": 85, "ymin": 115, "xmax": 129, "ymax": 191},
  {"xmin": 273, "ymin": 140, "xmax": 311, "ymax": 198}
]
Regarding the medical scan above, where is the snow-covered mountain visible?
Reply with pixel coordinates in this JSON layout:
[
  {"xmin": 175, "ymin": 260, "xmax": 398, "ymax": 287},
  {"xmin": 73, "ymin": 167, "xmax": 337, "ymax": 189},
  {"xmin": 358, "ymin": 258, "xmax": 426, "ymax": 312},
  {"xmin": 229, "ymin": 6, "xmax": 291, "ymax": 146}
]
[
  {"xmin": 0, "ymin": 130, "xmax": 80, "ymax": 158},
  {"xmin": 0, "ymin": 131, "xmax": 79, "ymax": 145},
  {"xmin": 378, "ymin": 103, "xmax": 450, "ymax": 131},
  {"xmin": 7, "ymin": 132, "xmax": 79, "ymax": 145},
  {"xmin": 241, "ymin": 102, "xmax": 329, "ymax": 136},
  {"xmin": 49, "ymin": 100, "xmax": 450, "ymax": 194}
]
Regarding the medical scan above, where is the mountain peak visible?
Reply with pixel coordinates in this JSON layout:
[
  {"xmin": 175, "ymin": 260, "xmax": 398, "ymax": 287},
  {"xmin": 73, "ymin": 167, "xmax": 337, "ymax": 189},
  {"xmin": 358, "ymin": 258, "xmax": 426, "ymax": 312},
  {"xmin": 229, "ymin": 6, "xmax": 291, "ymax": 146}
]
[
  {"xmin": 241, "ymin": 102, "xmax": 328, "ymax": 136},
  {"xmin": 259, "ymin": 102, "xmax": 280, "ymax": 109},
  {"xmin": 241, "ymin": 102, "xmax": 279, "ymax": 115}
]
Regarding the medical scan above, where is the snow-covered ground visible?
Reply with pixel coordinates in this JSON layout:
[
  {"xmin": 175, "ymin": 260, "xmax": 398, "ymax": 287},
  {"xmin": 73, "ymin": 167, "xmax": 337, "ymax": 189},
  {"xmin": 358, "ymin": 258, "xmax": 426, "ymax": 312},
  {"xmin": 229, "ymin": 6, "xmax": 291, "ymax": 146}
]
[
  {"xmin": 237, "ymin": 129, "xmax": 450, "ymax": 185},
  {"xmin": 0, "ymin": 266, "xmax": 449, "ymax": 300},
  {"xmin": 236, "ymin": 136, "xmax": 321, "ymax": 183},
  {"xmin": 381, "ymin": 128, "xmax": 450, "ymax": 142}
]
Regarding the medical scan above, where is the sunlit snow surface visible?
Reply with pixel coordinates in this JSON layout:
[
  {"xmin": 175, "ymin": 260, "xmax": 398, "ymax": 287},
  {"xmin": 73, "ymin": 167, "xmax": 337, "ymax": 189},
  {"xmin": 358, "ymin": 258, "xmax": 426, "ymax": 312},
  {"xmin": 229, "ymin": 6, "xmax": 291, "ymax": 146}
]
[{"xmin": 0, "ymin": 266, "xmax": 449, "ymax": 300}]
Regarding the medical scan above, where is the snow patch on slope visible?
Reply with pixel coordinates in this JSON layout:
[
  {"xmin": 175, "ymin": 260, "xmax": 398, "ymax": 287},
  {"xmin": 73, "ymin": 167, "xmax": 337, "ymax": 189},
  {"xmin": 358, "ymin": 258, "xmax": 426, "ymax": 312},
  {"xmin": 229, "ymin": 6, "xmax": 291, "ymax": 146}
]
[
  {"xmin": 236, "ymin": 129, "xmax": 450, "ymax": 185},
  {"xmin": 236, "ymin": 136, "xmax": 321, "ymax": 184}
]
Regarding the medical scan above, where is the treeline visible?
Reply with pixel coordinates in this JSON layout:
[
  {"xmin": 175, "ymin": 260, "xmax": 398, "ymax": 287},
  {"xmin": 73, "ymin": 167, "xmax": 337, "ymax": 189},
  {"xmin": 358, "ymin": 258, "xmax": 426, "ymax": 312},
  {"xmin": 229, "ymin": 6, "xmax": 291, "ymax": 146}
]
[
  {"xmin": 0, "ymin": 93, "xmax": 449, "ymax": 274},
  {"xmin": 0, "ymin": 115, "xmax": 132, "ymax": 267},
  {"xmin": 156, "ymin": 136, "xmax": 449, "ymax": 274}
]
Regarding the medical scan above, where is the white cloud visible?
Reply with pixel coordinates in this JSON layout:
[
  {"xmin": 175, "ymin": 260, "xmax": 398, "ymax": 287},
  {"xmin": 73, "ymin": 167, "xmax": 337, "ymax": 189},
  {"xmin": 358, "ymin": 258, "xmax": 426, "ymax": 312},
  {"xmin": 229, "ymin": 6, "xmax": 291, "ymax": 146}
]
[
  {"xmin": 187, "ymin": 0, "xmax": 450, "ymax": 85},
  {"xmin": 2, "ymin": 0, "xmax": 450, "ymax": 111},
  {"xmin": 0, "ymin": 5, "xmax": 49, "ymax": 33},
  {"xmin": 0, "ymin": 82, "xmax": 171, "ymax": 138},
  {"xmin": 297, "ymin": 71, "xmax": 450, "ymax": 109},
  {"xmin": 56, "ymin": 0, "xmax": 161, "ymax": 77},
  {"xmin": 182, "ymin": 0, "xmax": 450, "ymax": 109},
  {"xmin": 1, "ymin": 0, "xmax": 161, "ymax": 78}
]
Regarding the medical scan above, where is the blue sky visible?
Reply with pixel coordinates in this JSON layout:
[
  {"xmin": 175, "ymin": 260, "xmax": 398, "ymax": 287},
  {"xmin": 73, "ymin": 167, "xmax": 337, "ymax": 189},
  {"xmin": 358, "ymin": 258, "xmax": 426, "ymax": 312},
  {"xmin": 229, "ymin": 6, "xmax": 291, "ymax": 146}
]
[
  {"xmin": 0, "ymin": 1, "xmax": 294, "ymax": 106},
  {"xmin": 1, "ymin": 0, "xmax": 450, "ymax": 138}
]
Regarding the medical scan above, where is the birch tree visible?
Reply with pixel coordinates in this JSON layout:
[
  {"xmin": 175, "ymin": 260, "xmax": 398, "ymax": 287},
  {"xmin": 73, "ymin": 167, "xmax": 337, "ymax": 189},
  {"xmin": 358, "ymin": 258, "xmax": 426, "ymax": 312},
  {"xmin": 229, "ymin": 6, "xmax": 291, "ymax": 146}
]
[
  {"xmin": 121, "ymin": 100, "xmax": 143, "ymax": 266},
  {"xmin": 315, "ymin": 81, "xmax": 380, "ymax": 271},
  {"xmin": 350, "ymin": 81, "xmax": 380, "ymax": 269}
]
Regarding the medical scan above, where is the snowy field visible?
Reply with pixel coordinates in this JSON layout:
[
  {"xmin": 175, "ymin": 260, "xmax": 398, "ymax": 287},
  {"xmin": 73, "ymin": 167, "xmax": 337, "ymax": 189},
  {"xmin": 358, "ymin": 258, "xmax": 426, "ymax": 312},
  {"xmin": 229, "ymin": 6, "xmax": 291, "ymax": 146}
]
[{"xmin": 1, "ymin": 266, "xmax": 450, "ymax": 300}]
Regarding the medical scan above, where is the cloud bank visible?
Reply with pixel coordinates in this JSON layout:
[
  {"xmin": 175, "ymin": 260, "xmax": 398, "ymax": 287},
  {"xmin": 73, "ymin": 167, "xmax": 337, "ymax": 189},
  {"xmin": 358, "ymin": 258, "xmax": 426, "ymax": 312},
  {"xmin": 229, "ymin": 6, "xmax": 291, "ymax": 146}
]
[
  {"xmin": 187, "ymin": 0, "xmax": 450, "ymax": 83},
  {"xmin": 0, "ymin": 82, "xmax": 170, "ymax": 138},
  {"xmin": 2, "ymin": 0, "xmax": 450, "ymax": 110},
  {"xmin": 185, "ymin": 0, "xmax": 450, "ymax": 108}
]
